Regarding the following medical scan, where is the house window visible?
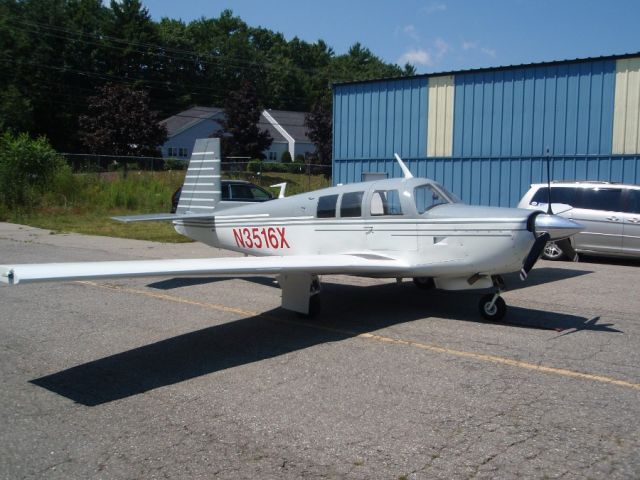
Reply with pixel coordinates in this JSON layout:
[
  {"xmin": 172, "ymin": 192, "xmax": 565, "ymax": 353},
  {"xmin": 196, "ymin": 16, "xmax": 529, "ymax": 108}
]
[
  {"xmin": 268, "ymin": 151, "xmax": 277, "ymax": 161},
  {"xmin": 167, "ymin": 147, "xmax": 178, "ymax": 157},
  {"xmin": 178, "ymin": 147, "xmax": 188, "ymax": 157}
]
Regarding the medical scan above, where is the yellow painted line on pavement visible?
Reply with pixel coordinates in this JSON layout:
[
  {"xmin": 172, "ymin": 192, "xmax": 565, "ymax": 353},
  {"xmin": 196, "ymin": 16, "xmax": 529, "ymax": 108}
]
[{"xmin": 78, "ymin": 280, "xmax": 640, "ymax": 392}]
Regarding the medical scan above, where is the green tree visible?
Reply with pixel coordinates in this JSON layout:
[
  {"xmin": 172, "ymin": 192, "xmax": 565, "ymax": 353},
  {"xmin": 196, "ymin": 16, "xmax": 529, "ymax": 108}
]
[
  {"xmin": 80, "ymin": 83, "xmax": 167, "ymax": 156},
  {"xmin": 305, "ymin": 100, "xmax": 332, "ymax": 165},
  {"xmin": 220, "ymin": 80, "xmax": 272, "ymax": 160}
]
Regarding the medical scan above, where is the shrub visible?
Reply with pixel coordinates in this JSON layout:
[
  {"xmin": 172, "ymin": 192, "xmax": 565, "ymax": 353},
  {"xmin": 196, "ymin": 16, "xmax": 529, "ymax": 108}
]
[
  {"xmin": 281, "ymin": 151, "xmax": 292, "ymax": 163},
  {"xmin": 164, "ymin": 158, "xmax": 188, "ymax": 171},
  {"xmin": 0, "ymin": 133, "xmax": 67, "ymax": 208},
  {"xmin": 247, "ymin": 159, "xmax": 262, "ymax": 173}
]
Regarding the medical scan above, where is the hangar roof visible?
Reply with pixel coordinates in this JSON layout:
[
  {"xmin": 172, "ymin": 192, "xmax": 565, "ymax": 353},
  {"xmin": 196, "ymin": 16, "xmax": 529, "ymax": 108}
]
[{"xmin": 333, "ymin": 51, "xmax": 640, "ymax": 87}]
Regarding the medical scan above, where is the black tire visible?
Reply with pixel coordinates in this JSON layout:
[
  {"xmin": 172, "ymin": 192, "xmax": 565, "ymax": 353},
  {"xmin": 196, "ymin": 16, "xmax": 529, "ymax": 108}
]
[
  {"xmin": 413, "ymin": 277, "xmax": 435, "ymax": 290},
  {"xmin": 541, "ymin": 241, "xmax": 566, "ymax": 261},
  {"xmin": 479, "ymin": 294, "xmax": 507, "ymax": 321},
  {"xmin": 298, "ymin": 294, "xmax": 321, "ymax": 319}
]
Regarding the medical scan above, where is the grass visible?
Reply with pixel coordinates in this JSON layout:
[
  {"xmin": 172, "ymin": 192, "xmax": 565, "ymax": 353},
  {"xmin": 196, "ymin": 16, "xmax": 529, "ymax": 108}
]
[
  {"xmin": 10, "ymin": 207, "xmax": 189, "ymax": 243},
  {"xmin": 3, "ymin": 169, "xmax": 331, "ymax": 242}
]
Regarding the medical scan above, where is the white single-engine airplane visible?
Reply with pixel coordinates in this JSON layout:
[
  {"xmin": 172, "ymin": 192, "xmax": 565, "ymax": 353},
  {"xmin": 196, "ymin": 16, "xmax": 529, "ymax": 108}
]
[{"xmin": 1, "ymin": 139, "xmax": 581, "ymax": 320}]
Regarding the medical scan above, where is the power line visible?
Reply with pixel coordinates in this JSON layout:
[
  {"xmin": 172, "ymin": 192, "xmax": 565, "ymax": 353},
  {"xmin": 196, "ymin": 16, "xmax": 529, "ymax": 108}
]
[{"xmin": 8, "ymin": 17, "xmax": 337, "ymax": 77}]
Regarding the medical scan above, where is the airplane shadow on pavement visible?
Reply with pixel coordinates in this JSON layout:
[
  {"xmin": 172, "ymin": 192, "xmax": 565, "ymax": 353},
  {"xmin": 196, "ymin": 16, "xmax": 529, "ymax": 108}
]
[{"xmin": 31, "ymin": 266, "xmax": 620, "ymax": 407}]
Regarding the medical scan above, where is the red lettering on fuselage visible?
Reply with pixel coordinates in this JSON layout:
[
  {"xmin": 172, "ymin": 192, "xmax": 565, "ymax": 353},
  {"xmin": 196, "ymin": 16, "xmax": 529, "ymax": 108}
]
[
  {"xmin": 232, "ymin": 229, "xmax": 245, "ymax": 248},
  {"xmin": 231, "ymin": 227, "xmax": 290, "ymax": 250}
]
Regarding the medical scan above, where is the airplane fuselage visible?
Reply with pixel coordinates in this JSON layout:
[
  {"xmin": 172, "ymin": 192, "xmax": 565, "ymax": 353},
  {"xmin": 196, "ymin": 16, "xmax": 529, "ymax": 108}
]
[{"xmin": 174, "ymin": 177, "xmax": 537, "ymax": 289}]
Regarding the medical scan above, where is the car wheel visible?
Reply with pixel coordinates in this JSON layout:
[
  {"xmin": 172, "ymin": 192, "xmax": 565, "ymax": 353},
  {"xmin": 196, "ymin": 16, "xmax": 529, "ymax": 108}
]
[{"xmin": 541, "ymin": 241, "xmax": 566, "ymax": 261}]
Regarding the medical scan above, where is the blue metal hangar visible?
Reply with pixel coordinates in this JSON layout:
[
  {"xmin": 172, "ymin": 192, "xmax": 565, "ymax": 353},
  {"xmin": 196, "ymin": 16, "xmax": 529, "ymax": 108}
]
[{"xmin": 332, "ymin": 53, "xmax": 640, "ymax": 207}]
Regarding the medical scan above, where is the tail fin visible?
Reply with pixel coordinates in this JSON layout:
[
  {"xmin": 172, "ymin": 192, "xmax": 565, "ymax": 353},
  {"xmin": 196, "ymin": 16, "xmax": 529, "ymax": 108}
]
[{"xmin": 176, "ymin": 138, "xmax": 221, "ymax": 214}]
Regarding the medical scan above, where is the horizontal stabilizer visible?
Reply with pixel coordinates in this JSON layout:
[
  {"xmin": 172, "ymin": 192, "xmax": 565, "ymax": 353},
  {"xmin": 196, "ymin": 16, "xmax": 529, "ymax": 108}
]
[{"xmin": 1, "ymin": 254, "xmax": 407, "ymax": 285}]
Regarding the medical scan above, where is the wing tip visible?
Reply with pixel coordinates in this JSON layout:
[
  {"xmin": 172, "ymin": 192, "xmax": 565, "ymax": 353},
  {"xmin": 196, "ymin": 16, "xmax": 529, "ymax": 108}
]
[{"xmin": 0, "ymin": 267, "xmax": 16, "ymax": 285}]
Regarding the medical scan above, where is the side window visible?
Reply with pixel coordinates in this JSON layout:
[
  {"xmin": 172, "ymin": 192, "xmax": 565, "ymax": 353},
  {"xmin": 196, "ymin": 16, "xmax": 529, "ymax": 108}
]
[
  {"xmin": 230, "ymin": 184, "xmax": 253, "ymax": 200},
  {"xmin": 370, "ymin": 190, "xmax": 403, "ymax": 216},
  {"xmin": 575, "ymin": 188, "xmax": 623, "ymax": 212},
  {"xmin": 414, "ymin": 184, "xmax": 447, "ymax": 214},
  {"xmin": 221, "ymin": 184, "xmax": 229, "ymax": 200},
  {"xmin": 531, "ymin": 187, "xmax": 577, "ymax": 205},
  {"xmin": 622, "ymin": 190, "xmax": 640, "ymax": 214},
  {"xmin": 250, "ymin": 186, "xmax": 271, "ymax": 200},
  {"xmin": 340, "ymin": 191, "xmax": 364, "ymax": 217},
  {"xmin": 317, "ymin": 194, "xmax": 338, "ymax": 218}
]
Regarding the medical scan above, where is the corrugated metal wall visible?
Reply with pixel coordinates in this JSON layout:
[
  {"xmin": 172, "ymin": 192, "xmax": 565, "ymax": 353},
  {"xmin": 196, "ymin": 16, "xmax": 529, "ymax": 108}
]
[
  {"xmin": 332, "ymin": 77, "xmax": 427, "ymax": 160},
  {"xmin": 452, "ymin": 61, "xmax": 616, "ymax": 157},
  {"xmin": 333, "ymin": 55, "xmax": 640, "ymax": 207},
  {"xmin": 613, "ymin": 58, "xmax": 640, "ymax": 154},
  {"xmin": 427, "ymin": 75, "xmax": 454, "ymax": 157}
]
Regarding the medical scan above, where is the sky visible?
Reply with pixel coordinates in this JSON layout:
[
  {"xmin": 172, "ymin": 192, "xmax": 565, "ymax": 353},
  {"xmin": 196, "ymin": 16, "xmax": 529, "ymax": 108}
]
[{"xmin": 138, "ymin": 0, "xmax": 640, "ymax": 74}]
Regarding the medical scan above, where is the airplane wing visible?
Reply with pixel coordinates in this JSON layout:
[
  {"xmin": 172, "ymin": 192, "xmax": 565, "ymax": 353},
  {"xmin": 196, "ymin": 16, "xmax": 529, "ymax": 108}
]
[{"xmin": 0, "ymin": 254, "xmax": 407, "ymax": 285}]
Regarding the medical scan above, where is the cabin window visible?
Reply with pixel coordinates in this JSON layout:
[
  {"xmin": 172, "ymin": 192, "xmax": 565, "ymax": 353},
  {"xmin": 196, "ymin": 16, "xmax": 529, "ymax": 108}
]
[
  {"xmin": 317, "ymin": 194, "xmax": 338, "ymax": 218},
  {"xmin": 340, "ymin": 191, "xmax": 364, "ymax": 217},
  {"xmin": 371, "ymin": 190, "xmax": 403, "ymax": 216},
  {"xmin": 414, "ymin": 184, "xmax": 448, "ymax": 214}
]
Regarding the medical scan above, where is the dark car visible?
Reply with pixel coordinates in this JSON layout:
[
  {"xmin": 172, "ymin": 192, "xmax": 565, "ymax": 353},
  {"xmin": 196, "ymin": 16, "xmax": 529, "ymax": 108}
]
[{"xmin": 171, "ymin": 180, "xmax": 274, "ymax": 213}]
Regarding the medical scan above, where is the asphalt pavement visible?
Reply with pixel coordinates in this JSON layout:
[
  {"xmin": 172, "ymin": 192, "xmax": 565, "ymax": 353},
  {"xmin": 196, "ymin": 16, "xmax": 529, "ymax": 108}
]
[{"xmin": 0, "ymin": 222, "xmax": 638, "ymax": 479}]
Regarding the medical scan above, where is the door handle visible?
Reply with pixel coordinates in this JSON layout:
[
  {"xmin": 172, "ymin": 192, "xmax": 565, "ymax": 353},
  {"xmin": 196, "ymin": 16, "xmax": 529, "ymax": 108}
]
[
  {"xmin": 629, "ymin": 218, "xmax": 640, "ymax": 224},
  {"xmin": 364, "ymin": 226, "xmax": 373, "ymax": 234},
  {"xmin": 606, "ymin": 216, "xmax": 620, "ymax": 221}
]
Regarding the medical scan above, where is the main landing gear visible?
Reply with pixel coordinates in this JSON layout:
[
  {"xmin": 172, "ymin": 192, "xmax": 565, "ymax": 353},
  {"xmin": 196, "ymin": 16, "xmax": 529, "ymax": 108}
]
[{"xmin": 277, "ymin": 273, "xmax": 322, "ymax": 318}]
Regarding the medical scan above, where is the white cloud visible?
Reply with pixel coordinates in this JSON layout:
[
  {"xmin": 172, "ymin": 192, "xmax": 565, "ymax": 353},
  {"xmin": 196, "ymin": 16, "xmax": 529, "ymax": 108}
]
[
  {"xmin": 461, "ymin": 40, "xmax": 477, "ymax": 51},
  {"xmin": 435, "ymin": 38, "xmax": 450, "ymax": 59},
  {"xmin": 422, "ymin": 2, "xmax": 447, "ymax": 14},
  {"xmin": 403, "ymin": 24, "xmax": 421, "ymax": 42},
  {"xmin": 481, "ymin": 47, "xmax": 497, "ymax": 58},
  {"xmin": 398, "ymin": 49, "xmax": 434, "ymax": 67},
  {"xmin": 461, "ymin": 40, "xmax": 497, "ymax": 58}
]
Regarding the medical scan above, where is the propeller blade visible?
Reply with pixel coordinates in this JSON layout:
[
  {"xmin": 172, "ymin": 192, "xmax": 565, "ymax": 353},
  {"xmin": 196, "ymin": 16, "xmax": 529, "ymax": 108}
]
[
  {"xmin": 556, "ymin": 238, "xmax": 578, "ymax": 262},
  {"xmin": 520, "ymin": 232, "xmax": 551, "ymax": 281}
]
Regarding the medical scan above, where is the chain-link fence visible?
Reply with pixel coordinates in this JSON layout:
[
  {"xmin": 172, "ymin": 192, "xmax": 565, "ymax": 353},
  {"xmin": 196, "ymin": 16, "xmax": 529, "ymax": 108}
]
[{"xmin": 61, "ymin": 153, "xmax": 332, "ymax": 192}]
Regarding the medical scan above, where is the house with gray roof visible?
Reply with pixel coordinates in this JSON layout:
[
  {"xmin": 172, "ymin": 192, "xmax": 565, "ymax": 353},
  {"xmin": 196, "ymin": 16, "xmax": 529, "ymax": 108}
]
[{"xmin": 160, "ymin": 106, "xmax": 315, "ymax": 162}]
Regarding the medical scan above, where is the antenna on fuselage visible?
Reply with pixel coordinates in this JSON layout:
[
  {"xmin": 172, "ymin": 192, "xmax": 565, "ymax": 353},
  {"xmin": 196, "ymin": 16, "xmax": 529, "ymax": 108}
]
[
  {"xmin": 394, "ymin": 153, "xmax": 413, "ymax": 179},
  {"xmin": 545, "ymin": 147, "xmax": 553, "ymax": 214}
]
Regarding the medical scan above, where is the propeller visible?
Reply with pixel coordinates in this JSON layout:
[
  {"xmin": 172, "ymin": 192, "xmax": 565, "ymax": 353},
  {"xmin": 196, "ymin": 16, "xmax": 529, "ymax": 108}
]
[
  {"xmin": 520, "ymin": 232, "xmax": 551, "ymax": 281},
  {"xmin": 556, "ymin": 238, "xmax": 578, "ymax": 262}
]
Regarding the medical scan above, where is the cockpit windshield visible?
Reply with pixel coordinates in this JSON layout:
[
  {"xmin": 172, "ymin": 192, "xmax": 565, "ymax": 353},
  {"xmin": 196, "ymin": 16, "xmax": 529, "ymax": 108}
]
[{"xmin": 413, "ymin": 183, "xmax": 459, "ymax": 214}]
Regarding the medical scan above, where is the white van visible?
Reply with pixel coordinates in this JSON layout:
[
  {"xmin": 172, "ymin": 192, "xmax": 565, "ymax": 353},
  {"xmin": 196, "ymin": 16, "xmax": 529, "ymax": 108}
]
[{"xmin": 518, "ymin": 182, "xmax": 640, "ymax": 260}]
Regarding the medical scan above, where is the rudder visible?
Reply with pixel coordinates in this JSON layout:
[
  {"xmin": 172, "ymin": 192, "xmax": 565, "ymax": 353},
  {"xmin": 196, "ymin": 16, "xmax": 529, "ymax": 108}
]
[{"xmin": 176, "ymin": 138, "xmax": 221, "ymax": 214}]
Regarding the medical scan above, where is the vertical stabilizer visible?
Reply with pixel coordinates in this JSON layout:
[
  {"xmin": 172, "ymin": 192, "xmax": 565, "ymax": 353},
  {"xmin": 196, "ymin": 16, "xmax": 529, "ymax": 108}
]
[{"xmin": 177, "ymin": 138, "xmax": 221, "ymax": 214}]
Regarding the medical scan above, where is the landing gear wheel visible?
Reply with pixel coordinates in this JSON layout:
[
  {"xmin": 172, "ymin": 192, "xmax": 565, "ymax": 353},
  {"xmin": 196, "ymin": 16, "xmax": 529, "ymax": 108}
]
[
  {"xmin": 541, "ymin": 241, "xmax": 566, "ymax": 261},
  {"xmin": 308, "ymin": 294, "xmax": 321, "ymax": 318},
  {"xmin": 412, "ymin": 277, "xmax": 435, "ymax": 290},
  {"xmin": 297, "ymin": 294, "xmax": 321, "ymax": 319},
  {"xmin": 479, "ymin": 294, "xmax": 506, "ymax": 321}
]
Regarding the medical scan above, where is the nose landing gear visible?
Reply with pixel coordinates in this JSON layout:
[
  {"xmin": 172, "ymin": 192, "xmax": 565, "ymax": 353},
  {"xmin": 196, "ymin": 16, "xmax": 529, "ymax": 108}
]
[
  {"xmin": 478, "ymin": 292, "xmax": 506, "ymax": 321},
  {"xmin": 479, "ymin": 275, "xmax": 507, "ymax": 321}
]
